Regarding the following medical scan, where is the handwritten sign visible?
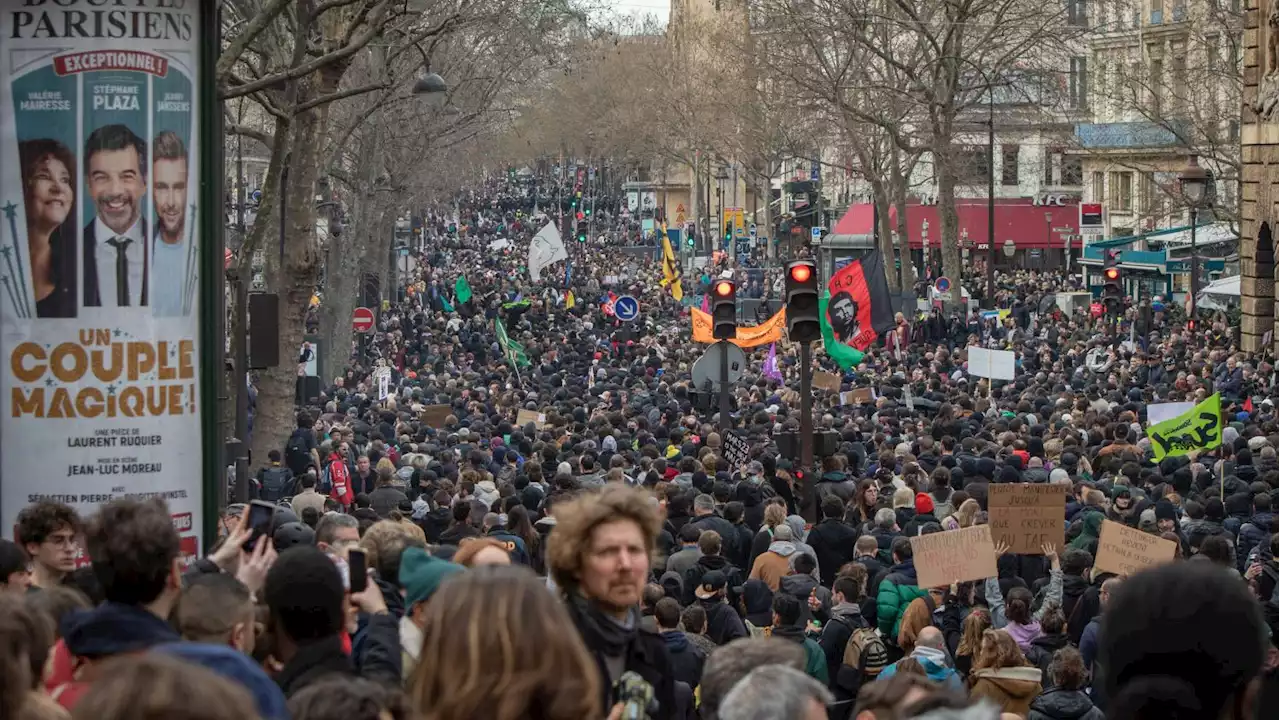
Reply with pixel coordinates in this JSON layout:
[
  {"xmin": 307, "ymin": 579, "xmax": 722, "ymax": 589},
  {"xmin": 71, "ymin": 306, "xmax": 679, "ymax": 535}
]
[
  {"xmin": 910, "ymin": 525, "xmax": 998, "ymax": 590},
  {"xmin": 722, "ymin": 433, "xmax": 750, "ymax": 468},
  {"xmin": 812, "ymin": 371, "xmax": 841, "ymax": 392},
  {"xmin": 839, "ymin": 387, "xmax": 876, "ymax": 406},
  {"xmin": 1094, "ymin": 519, "xmax": 1177, "ymax": 577},
  {"xmin": 516, "ymin": 409, "xmax": 548, "ymax": 429},
  {"xmin": 988, "ymin": 484, "xmax": 1066, "ymax": 554},
  {"xmin": 419, "ymin": 404, "xmax": 452, "ymax": 429}
]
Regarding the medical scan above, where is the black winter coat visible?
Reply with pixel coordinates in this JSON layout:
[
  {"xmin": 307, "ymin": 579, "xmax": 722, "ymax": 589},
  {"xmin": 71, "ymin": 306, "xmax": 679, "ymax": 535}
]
[
  {"xmin": 1028, "ymin": 688, "xmax": 1105, "ymax": 720},
  {"xmin": 660, "ymin": 631, "xmax": 706, "ymax": 691},
  {"xmin": 806, "ymin": 518, "xmax": 859, "ymax": 586},
  {"xmin": 565, "ymin": 600, "xmax": 678, "ymax": 720}
]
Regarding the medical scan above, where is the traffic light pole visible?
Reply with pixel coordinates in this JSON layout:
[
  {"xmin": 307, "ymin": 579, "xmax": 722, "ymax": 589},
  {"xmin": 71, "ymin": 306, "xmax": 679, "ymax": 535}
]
[
  {"xmin": 719, "ymin": 340, "xmax": 731, "ymax": 432},
  {"xmin": 799, "ymin": 340, "xmax": 815, "ymax": 521}
]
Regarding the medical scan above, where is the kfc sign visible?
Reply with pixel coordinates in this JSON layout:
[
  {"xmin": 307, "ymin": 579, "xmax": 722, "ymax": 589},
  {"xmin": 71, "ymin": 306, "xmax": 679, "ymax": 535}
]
[{"xmin": 1032, "ymin": 193, "xmax": 1078, "ymax": 206}]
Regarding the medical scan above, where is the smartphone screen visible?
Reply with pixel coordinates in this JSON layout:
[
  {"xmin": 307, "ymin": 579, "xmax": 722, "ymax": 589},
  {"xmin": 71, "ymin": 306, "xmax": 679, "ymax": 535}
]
[
  {"xmin": 347, "ymin": 548, "xmax": 367, "ymax": 593},
  {"xmin": 242, "ymin": 501, "xmax": 276, "ymax": 553}
]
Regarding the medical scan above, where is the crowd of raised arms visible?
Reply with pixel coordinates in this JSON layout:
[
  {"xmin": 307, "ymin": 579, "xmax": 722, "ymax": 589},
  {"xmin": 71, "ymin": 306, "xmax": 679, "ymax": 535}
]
[{"xmin": 0, "ymin": 175, "xmax": 1275, "ymax": 720}]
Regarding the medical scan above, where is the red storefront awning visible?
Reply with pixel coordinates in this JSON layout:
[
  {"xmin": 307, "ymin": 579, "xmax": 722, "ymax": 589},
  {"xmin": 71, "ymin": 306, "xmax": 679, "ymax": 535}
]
[{"xmin": 833, "ymin": 199, "xmax": 1081, "ymax": 250}]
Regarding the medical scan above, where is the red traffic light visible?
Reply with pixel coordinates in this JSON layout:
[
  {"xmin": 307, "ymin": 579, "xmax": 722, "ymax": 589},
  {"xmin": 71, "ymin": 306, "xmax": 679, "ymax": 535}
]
[
  {"xmin": 1103, "ymin": 267, "xmax": 1120, "ymax": 281},
  {"xmin": 790, "ymin": 264, "xmax": 812, "ymax": 283},
  {"xmin": 714, "ymin": 280, "xmax": 735, "ymax": 297},
  {"xmin": 576, "ymin": 211, "xmax": 585, "ymax": 221}
]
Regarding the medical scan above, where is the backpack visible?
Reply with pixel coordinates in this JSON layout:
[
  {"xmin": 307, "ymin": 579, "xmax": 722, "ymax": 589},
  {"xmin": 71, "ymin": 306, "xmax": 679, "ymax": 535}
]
[
  {"xmin": 286, "ymin": 430, "xmax": 311, "ymax": 472},
  {"xmin": 259, "ymin": 466, "xmax": 292, "ymax": 502},
  {"xmin": 922, "ymin": 593, "xmax": 965, "ymax": 659},
  {"xmin": 834, "ymin": 614, "xmax": 889, "ymax": 694}
]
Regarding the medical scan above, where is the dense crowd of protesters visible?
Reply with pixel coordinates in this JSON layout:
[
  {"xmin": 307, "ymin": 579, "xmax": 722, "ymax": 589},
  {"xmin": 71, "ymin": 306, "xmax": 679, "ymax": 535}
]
[{"xmin": 0, "ymin": 175, "xmax": 1276, "ymax": 720}]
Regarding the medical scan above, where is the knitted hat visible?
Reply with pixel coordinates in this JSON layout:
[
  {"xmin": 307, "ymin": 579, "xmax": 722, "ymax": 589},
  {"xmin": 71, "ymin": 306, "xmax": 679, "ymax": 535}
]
[
  {"xmin": 400, "ymin": 548, "xmax": 463, "ymax": 608},
  {"xmin": 914, "ymin": 492, "xmax": 935, "ymax": 515}
]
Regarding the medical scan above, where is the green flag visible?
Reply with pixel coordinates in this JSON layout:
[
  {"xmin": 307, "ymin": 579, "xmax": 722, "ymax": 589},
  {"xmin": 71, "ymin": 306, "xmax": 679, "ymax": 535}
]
[
  {"xmin": 819, "ymin": 292, "xmax": 866, "ymax": 370},
  {"xmin": 494, "ymin": 317, "xmax": 530, "ymax": 368},
  {"xmin": 455, "ymin": 275, "xmax": 473, "ymax": 304},
  {"xmin": 1147, "ymin": 393, "xmax": 1222, "ymax": 460},
  {"xmin": 441, "ymin": 295, "xmax": 454, "ymax": 313}
]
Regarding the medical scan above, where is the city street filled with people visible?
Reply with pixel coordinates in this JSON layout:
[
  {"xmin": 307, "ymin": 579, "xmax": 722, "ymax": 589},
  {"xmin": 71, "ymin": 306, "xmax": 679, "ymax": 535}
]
[{"xmin": 1, "ymin": 176, "xmax": 1276, "ymax": 720}]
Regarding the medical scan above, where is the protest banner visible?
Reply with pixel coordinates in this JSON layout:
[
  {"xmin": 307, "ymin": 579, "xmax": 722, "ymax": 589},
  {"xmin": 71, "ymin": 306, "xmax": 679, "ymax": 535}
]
[
  {"xmin": 721, "ymin": 433, "xmax": 749, "ymax": 468},
  {"xmin": 1146, "ymin": 393, "xmax": 1222, "ymax": 460},
  {"xmin": 987, "ymin": 484, "xmax": 1066, "ymax": 554},
  {"xmin": 911, "ymin": 525, "xmax": 998, "ymax": 589},
  {"xmin": 516, "ymin": 409, "xmax": 547, "ymax": 429},
  {"xmin": 1095, "ymin": 519, "xmax": 1178, "ymax": 576},
  {"xmin": 419, "ymin": 404, "xmax": 452, "ymax": 429},
  {"xmin": 966, "ymin": 346, "xmax": 1016, "ymax": 380}
]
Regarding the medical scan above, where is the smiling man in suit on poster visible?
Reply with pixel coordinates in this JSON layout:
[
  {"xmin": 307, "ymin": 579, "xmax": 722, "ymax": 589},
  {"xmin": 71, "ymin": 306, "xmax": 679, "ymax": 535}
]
[{"xmin": 83, "ymin": 123, "xmax": 148, "ymax": 308}]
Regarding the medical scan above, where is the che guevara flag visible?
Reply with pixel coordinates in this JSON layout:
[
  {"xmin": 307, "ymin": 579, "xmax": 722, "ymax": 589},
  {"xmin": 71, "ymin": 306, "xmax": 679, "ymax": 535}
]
[{"xmin": 825, "ymin": 251, "xmax": 894, "ymax": 353}]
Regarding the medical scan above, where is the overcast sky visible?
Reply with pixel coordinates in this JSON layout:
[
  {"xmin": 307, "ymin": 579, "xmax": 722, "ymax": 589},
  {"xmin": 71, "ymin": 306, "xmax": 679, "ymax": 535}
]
[{"xmin": 607, "ymin": 0, "xmax": 669, "ymax": 25}]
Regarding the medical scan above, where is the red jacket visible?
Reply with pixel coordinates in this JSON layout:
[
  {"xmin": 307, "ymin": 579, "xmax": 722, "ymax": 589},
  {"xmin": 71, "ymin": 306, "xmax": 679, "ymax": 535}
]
[{"xmin": 327, "ymin": 454, "xmax": 352, "ymax": 505}]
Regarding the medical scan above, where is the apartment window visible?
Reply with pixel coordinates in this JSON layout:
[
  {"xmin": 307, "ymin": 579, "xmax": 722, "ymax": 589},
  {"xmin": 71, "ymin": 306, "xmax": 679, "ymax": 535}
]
[
  {"xmin": 1149, "ymin": 58, "xmax": 1164, "ymax": 114},
  {"xmin": 1044, "ymin": 149, "xmax": 1056, "ymax": 184},
  {"xmin": 1069, "ymin": 57, "xmax": 1089, "ymax": 108},
  {"xmin": 1091, "ymin": 171, "xmax": 1105, "ymax": 203},
  {"xmin": 1150, "ymin": 0, "xmax": 1163, "ymax": 22},
  {"xmin": 1002, "ymin": 145, "xmax": 1021, "ymax": 186},
  {"xmin": 1063, "ymin": 156, "xmax": 1083, "ymax": 186},
  {"xmin": 1229, "ymin": 119, "xmax": 1241, "ymax": 141},
  {"xmin": 1140, "ymin": 171, "xmax": 1159, "ymax": 213},
  {"xmin": 1109, "ymin": 171, "xmax": 1133, "ymax": 212},
  {"xmin": 1068, "ymin": 0, "xmax": 1088, "ymax": 26},
  {"xmin": 956, "ymin": 147, "xmax": 990, "ymax": 185},
  {"xmin": 1171, "ymin": 0, "xmax": 1187, "ymax": 20},
  {"xmin": 1170, "ymin": 53, "xmax": 1186, "ymax": 115}
]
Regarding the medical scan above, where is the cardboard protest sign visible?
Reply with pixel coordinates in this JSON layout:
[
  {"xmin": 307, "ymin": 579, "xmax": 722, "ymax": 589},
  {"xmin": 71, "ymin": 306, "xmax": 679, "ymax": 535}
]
[
  {"xmin": 419, "ymin": 404, "xmax": 452, "ymax": 428},
  {"xmin": 812, "ymin": 371, "xmax": 841, "ymax": 392},
  {"xmin": 988, "ymin": 484, "xmax": 1066, "ymax": 554},
  {"xmin": 838, "ymin": 387, "xmax": 876, "ymax": 406},
  {"xmin": 910, "ymin": 525, "xmax": 998, "ymax": 590},
  {"xmin": 1095, "ymin": 519, "xmax": 1177, "ymax": 576},
  {"xmin": 516, "ymin": 409, "xmax": 548, "ymax": 429}
]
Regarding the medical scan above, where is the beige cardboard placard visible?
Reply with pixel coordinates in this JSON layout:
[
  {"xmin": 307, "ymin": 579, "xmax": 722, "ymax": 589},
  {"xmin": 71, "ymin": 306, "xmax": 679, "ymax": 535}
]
[
  {"xmin": 988, "ymin": 484, "xmax": 1066, "ymax": 554},
  {"xmin": 419, "ymin": 404, "xmax": 452, "ymax": 429},
  {"xmin": 516, "ymin": 409, "xmax": 548, "ymax": 429},
  {"xmin": 910, "ymin": 525, "xmax": 998, "ymax": 590},
  {"xmin": 1094, "ymin": 518, "xmax": 1177, "ymax": 577},
  {"xmin": 813, "ymin": 371, "xmax": 841, "ymax": 392}
]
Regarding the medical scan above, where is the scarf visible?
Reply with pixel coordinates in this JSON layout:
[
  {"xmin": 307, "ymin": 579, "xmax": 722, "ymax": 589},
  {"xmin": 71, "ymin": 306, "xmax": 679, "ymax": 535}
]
[{"xmin": 567, "ymin": 593, "xmax": 638, "ymax": 657}]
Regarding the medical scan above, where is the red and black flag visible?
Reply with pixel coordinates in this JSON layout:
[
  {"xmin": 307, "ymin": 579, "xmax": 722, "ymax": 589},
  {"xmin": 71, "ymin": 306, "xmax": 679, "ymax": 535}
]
[{"xmin": 825, "ymin": 251, "xmax": 894, "ymax": 352}]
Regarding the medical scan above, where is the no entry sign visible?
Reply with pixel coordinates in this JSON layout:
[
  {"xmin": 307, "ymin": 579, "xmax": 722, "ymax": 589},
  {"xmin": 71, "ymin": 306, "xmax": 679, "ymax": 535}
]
[{"xmin": 352, "ymin": 307, "xmax": 375, "ymax": 333}]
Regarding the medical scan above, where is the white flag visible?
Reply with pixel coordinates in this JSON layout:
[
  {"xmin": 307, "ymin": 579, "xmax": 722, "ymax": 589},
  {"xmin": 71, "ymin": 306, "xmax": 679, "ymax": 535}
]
[{"xmin": 528, "ymin": 222, "xmax": 567, "ymax": 282}]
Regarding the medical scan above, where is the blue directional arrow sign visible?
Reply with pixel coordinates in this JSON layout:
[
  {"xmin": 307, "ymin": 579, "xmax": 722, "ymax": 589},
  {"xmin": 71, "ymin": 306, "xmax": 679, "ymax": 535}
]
[{"xmin": 613, "ymin": 295, "xmax": 640, "ymax": 322}]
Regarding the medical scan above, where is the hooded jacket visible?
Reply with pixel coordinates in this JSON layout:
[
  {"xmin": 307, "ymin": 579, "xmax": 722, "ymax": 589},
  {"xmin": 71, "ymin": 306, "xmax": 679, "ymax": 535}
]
[
  {"xmin": 749, "ymin": 540, "xmax": 797, "ymax": 591},
  {"xmin": 157, "ymin": 643, "xmax": 290, "ymax": 720},
  {"xmin": 969, "ymin": 666, "xmax": 1044, "ymax": 716},
  {"xmin": 1024, "ymin": 632, "xmax": 1071, "ymax": 679},
  {"xmin": 699, "ymin": 597, "xmax": 748, "ymax": 646},
  {"xmin": 806, "ymin": 518, "xmax": 858, "ymax": 586},
  {"xmin": 879, "ymin": 645, "xmax": 963, "ymax": 690},
  {"xmin": 1028, "ymin": 687, "xmax": 1105, "ymax": 720},
  {"xmin": 660, "ymin": 630, "xmax": 706, "ymax": 690},
  {"xmin": 682, "ymin": 554, "xmax": 744, "ymax": 607},
  {"xmin": 771, "ymin": 624, "xmax": 830, "ymax": 684},
  {"xmin": 875, "ymin": 561, "xmax": 926, "ymax": 639},
  {"xmin": 817, "ymin": 602, "xmax": 864, "ymax": 695},
  {"xmin": 779, "ymin": 572, "xmax": 832, "ymax": 626}
]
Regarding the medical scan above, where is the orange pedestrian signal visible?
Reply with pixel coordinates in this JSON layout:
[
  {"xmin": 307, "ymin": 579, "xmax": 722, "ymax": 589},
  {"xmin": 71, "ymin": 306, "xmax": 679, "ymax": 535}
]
[
  {"xmin": 789, "ymin": 264, "xmax": 812, "ymax": 283},
  {"xmin": 714, "ymin": 281, "xmax": 734, "ymax": 297},
  {"xmin": 1103, "ymin": 267, "xmax": 1120, "ymax": 281}
]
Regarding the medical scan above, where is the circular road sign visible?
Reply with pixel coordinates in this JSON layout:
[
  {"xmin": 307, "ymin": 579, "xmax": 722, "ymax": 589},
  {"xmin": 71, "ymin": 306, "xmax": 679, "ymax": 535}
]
[
  {"xmin": 934, "ymin": 276, "xmax": 951, "ymax": 293},
  {"xmin": 352, "ymin": 307, "xmax": 376, "ymax": 333},
  {"xmin": 613, "ymin": 295, "xmax": 640, "ymax": 322}
]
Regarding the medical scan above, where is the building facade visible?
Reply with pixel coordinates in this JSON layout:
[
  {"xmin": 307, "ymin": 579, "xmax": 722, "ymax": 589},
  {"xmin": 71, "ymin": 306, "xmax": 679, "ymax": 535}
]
[{"xmin": 1239, "ymin": 0, "xmax": 1278, "ymax": 352}]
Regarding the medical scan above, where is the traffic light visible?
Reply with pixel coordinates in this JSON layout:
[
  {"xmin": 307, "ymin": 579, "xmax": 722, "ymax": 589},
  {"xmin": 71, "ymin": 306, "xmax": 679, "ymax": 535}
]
[
  {"xmin": 576, "ymin": 211, "xmax": 585, "ymax": 221},
  {"xmin": 1102, "ymin": 249, "xmax": 1123, "ymax": 315},
  {"xmin": 576, "ymin": 221, "xmax": 587, "ymax": 243},
  {"xmin": 711, "ymin": 279, "xmax": 737, "ymax": 340},
  {"xmin": 785, "ymin": 260, "xmax": 821, "ymax": 343}
]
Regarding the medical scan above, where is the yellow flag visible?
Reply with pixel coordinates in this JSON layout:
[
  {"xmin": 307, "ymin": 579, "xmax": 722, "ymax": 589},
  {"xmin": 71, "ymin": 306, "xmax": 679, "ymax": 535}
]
[
  {"xmin": 660, "ymin": 229, "xmax": 683, "ymax": 301},
  {"xmin": 565, "ymin": 290, "xmax": 575, "ymax": 309}
]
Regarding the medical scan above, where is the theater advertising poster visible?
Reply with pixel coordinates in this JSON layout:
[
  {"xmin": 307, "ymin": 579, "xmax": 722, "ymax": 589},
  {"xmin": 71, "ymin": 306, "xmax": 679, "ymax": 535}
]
[{"xmin": 0, "ymin": 0, "xmax": 203, "ymax": 558}]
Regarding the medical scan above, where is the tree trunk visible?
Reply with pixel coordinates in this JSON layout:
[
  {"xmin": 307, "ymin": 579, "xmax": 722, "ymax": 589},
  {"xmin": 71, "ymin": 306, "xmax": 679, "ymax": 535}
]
[
  {"xmin": 760, "ymin": 170, "xmax": 774, "ymax": 263},
  {"xmin": 250, "ymin": 75, "xmax": 332, "ymax": 470},
  {"xmin": 870, "ymin": 180, "xmax": 898, "ymax": 293},
  {"xmin": 934, "ymin": 141, "xmax": 963, "ymax": 314}
]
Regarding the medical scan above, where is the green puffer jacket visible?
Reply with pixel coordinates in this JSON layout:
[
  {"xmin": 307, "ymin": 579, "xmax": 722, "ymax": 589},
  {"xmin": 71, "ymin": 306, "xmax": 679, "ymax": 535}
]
[{"xmin": 876, "ymin": 562, "xmax": 926, "ymax": 640}]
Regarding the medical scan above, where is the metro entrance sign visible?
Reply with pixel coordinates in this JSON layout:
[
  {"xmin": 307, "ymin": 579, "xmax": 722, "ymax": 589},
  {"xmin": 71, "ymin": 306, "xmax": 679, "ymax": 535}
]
[{"xmin": 352, "ymin": 307, "xmax": 376, "ymax": 333}]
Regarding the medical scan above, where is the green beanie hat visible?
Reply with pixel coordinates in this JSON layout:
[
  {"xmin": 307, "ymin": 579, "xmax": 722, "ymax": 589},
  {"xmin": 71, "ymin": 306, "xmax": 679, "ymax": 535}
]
[{"xmin": 399, "ymin": 547, "xmax": 463, "ymax": 608}]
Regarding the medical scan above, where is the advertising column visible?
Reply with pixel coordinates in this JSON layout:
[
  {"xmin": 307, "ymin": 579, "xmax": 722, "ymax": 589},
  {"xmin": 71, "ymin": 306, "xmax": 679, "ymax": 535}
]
[{"xmin": 0, "ymin": 0, "xmax": 204, "ymax": 557}]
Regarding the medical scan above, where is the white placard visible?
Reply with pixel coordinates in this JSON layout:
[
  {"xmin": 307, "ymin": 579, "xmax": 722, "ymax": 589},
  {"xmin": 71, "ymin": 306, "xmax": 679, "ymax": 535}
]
[
  {"xmin": 967, "ymin": 346, "xmax": 1016, "ymax": 380},
  {"xmin": 1147, "ymin": 402, "xmax": 1195, "ymax": 425}
]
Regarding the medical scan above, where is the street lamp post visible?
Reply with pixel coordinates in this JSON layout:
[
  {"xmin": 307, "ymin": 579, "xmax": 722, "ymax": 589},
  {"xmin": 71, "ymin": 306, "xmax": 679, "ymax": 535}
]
[
  {"xmin": 1178, "ymin": 155, "xmax": 1209, "ymax": 327},
  {"xmin": 961, "ymin": 228, "xmax": 970, "ymax": 264},
  {"xmin": 1044, "ymin": 211, "xmax": 1053, "ymax": 274}
]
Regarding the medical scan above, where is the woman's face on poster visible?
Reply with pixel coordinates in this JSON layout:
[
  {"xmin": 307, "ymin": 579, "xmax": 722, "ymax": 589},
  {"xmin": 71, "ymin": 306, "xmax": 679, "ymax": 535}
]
[{"xmin": 26, "ymin": 155, "xmax": 72, "ymax": 231}]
